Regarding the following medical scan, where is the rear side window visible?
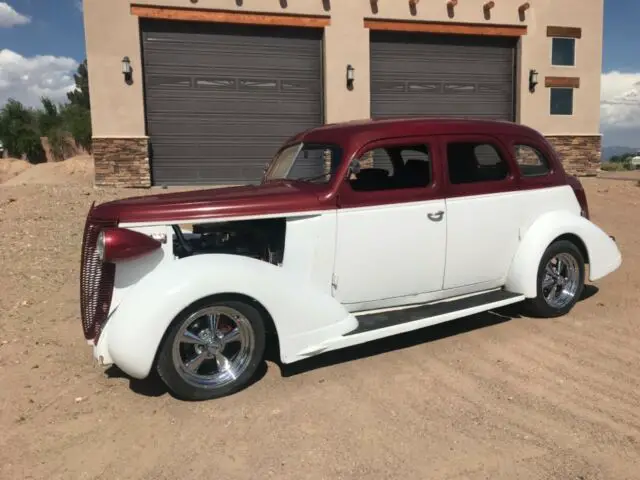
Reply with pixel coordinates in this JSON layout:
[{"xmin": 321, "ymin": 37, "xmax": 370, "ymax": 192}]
[
  {"xmin": 446, "ymin": 141, "xmax": 509, "ymax": 184},
  {"xmin": 513, "ymin": 144, "xmax": 551, "ymax": 177}
]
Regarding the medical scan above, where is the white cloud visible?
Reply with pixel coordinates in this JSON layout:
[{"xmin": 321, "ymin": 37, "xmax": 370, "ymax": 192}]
[
  {"xmin": 600, "ymin": 71, "xmax": 640, "ymax": 128},
  {"xmin": 0, "ymin": 2, "xmax": 30, "ymax": 27},
  {"xmin": 0, "ymin": 49, "xmax": 79, "ymax": 108}
]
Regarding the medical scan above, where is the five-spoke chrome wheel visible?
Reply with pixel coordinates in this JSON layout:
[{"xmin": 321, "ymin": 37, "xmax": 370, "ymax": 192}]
[
  {"xmin": 157, "ymin": 298, "xmax": 266, "ymax": 401},
  {"xmin": 524, "ymin": 239, "xmax": 585, "ymax": 318},
  {"xmin": 172, "ymin": 306, "xmax": 256, "ymax": 388},
  {"xmin": 542, "ymin": 252, "xmax": 581, "ymax": 309}
]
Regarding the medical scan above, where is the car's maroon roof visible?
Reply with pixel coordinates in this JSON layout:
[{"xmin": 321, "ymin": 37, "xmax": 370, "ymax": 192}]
[{"xmin": 287, "ymin": 117, "xmax": 545, "ymax": 149}]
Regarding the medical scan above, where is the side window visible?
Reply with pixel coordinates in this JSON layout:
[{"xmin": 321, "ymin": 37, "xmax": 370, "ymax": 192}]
[
  {"xmin": 551, "ymin": 37, "xmax": 576, "ymax": 66},
  {"xmin": 446, "ymin": 141, "xmax": 509, "ymax": 184},
  {"xmin": 513, "ymin": 144, "xmax": 551, "ymax": 177},
  {"xmin": 350, "ymin": 144, "xmax": 432, "ymax": 192}
]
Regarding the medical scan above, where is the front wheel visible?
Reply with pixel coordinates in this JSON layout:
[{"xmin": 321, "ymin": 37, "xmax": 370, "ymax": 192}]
[
  {"xmin": 523, "ymin": 240, "xmax": 585, "ymax": 318},
  {"xmin": 156, "ymin": 297, "xmax": 266, "ymax": 401}
]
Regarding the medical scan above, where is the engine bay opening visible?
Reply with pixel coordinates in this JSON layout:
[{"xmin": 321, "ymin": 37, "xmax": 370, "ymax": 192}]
[{"xmin": 171, "ymin": 219, "xmax": 286, "ymax": 265}]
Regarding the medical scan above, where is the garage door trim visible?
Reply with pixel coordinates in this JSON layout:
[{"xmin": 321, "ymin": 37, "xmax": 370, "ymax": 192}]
[
  {"xmin": 364, "ymin": 18, "xmax": 527, "ymax": 37},
  {"xmin": 131, "ymin": 4, "xmax": 331, "ymax": 29}
]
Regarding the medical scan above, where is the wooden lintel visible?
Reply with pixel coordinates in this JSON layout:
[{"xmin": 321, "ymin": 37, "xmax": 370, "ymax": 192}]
[
  {"xmin": 546, "ymin": 26, "xmax": 582, "ymax": 39},
  {"xmin": 130, "ymin": 5, "xmax": 331, "ymax": 28},
  {"xmin": 364, "ymin": 19, "xmax": 527, "ymax": 37},
  {"xmin": 545, "ymin": 76, "xmax": 580, "ymax": 88}
]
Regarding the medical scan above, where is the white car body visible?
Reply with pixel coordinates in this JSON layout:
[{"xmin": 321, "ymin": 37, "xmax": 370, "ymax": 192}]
[{"xmin": 80, "ymin": 118, "xmax": 622, "ymax": 399}]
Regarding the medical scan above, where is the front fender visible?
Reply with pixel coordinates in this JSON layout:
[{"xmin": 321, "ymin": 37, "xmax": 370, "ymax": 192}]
[
  {"xmin": 505, "ymin": 210, "xmax": 622, "ymax": 298},
  {"xmin": 104, "ymin": 254, "xmax": 356, "ymax": 379}
]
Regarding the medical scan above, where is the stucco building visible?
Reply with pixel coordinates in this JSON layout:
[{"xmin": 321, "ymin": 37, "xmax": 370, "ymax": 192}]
[{"xmin": 83, "ymin": 0, "xmax": 604, "ymax": 187}]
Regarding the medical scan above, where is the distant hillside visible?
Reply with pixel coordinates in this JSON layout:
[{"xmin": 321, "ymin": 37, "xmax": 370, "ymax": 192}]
[{"xmin": 602, "ymin": 146, "xmax": 638, "ymax": 162}]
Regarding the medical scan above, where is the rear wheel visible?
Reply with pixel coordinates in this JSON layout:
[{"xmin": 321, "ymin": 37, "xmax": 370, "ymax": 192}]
[
  {"xmin": 524, "ymin": 240, "xmax": 585, "ymax": 318},
  {"xmin": 156, "ymin": 297, "xmax": 266, "ymax": 401}
]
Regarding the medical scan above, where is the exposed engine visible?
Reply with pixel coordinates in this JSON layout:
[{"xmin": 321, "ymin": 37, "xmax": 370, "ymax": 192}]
[{"xmin": 172, "ymin": 219, "xmax": 286, "ymax": 265}]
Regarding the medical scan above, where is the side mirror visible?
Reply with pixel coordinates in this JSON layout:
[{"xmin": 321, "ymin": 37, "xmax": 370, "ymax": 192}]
[{"xmin": 349, "ymin": 158, "xmax": 361, "ymax": 175}]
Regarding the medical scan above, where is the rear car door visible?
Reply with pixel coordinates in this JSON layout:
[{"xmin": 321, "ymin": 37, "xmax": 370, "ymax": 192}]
[
  {"xmin": 332, "ymin": 136, "xmax": 446, "ymax": 307},
  {"xmin": 441, "ymin": 133, "xmax": 521, "ymax": 290}
]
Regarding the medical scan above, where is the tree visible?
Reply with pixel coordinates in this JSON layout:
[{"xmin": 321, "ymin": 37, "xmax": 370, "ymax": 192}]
[
  {"xmin": 65, "ymin": 59, "xmax": 92, "ymax": 152},
  {"xmin": 0, "ymin": 99, "xmax": 44, "ymax": 162},
  {"xmin": 67, "ymin": 59, "xmax": 90, "ymax": 110}
]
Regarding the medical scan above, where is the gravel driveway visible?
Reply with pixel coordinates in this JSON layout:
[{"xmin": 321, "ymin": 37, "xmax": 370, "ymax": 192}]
[{"xmin": 1, "ymin": 175, "xmax": 639, "ymax": 480}]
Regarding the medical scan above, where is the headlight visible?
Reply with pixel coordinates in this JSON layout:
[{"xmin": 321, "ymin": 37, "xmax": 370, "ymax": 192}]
[{"xmin": 96, "ymin": 230, "xmax": 106, "ymax": 261}]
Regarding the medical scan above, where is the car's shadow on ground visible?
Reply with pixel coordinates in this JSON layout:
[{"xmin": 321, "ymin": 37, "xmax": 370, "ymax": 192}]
[{"xmin": 106, "ymin": 285, "xmax": 599, "ymax": 397}]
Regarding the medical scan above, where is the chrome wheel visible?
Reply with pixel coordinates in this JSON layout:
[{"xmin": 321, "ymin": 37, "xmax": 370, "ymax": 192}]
[
  {"xmin": 542, "ymin": 252, "xmax": 581, "ymax": 309},
  {"xmin": 171, "ymin": 306, "xmax": 256, "ymax": 389}
]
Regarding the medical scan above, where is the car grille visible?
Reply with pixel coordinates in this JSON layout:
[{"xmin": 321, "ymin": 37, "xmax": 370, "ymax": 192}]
[{"xmin": 80, "ymin": 211, "xmax": 116, "ymax": 341}]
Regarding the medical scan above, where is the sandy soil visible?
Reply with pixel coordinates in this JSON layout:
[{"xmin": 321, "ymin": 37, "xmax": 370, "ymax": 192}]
[{"xmin": 1, "ymin": 163, "xmax": 639, "ymax": 480}]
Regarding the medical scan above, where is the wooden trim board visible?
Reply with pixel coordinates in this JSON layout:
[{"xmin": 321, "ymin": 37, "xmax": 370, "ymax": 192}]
[
  {"xmin": 545, "ymin": 76, "xmax": 580, "ymax": 88},
  {"xmin": 364, "ymin": 19, "xmax": 527, "ymax": 37},
  {"xmin": 130, "ymin": 5, "xmax": 331, "ymax": 28},
  {"xmin": 546, "ymin": 26, "xmax": 582, "ymax": 39}
]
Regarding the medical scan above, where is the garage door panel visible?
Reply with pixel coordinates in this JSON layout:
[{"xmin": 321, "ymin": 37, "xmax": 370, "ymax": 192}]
[
  {"xmin": 141, "ymin": 19, "xmax": 323, "ymax": 185},
  {"xmin": 370, "ymin": 31, "xmax": 516, "ymax": 122},
  {"xmin": 146, "ymin": 118, "xmax": 319, "ymax": 138},
  {"xmin": 145, "ymin": 98, "xmax": 321, "ymax": 118}
]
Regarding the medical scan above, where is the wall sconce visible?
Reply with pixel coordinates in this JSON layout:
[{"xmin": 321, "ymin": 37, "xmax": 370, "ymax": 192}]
[
  {"xmin": 529, "ymin": 69, "xmax": 539, "ymax": 93},
  {"xmin": 409, "ymin": 0, "xmax": 419, "ymax": 6},
  {"xmin": 518, "ymin": 2, "xmax": 530, "ymax": 14},
  {"xmin": 346, "ymin": 64, "xmax": 355, "ymax": 90},
  {"xmin": 447, "ymin": 0, "xmax": 458, "ymax": 7},
  {"xmin": 483, "ymin": 1, "xmax": 495, "ymax": 11},
  {"xmin": 122, "ymin": 56, "xmax": 133, "ymax": 84}
]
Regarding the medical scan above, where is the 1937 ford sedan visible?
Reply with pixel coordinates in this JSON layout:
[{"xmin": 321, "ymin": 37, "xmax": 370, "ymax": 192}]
[{"xmin": 80, "ymin": 118, "xmax": 621, "ymax": 400}]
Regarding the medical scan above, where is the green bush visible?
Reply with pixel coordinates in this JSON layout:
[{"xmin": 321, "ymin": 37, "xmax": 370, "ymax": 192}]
[{"xmin": 0, "ymin": 59, "xmax": 92, "ymax": 162}]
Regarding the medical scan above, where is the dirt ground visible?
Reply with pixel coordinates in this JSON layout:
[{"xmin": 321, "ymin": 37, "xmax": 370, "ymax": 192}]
[{"xmin": 1, "ymin": 160, "xmax": 639, "ymax": 480}]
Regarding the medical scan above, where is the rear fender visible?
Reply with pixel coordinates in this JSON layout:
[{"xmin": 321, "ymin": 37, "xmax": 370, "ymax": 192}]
[
  {"xmin": 104, "ymin": 254, "xmax": 356, "ymax": 379},
  {"xmin": 505, "ymin": 210, "xmax": 622, "ymax": 297}
]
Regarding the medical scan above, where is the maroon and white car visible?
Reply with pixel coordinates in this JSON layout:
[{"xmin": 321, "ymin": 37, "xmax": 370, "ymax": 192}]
[{"xmin": 80, "ymin": 118, "xmax": 621, "ymax": 401}]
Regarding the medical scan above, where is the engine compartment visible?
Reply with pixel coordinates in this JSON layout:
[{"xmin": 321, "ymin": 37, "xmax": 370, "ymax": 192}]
[{"xmin": 171, "ymin": 218, "xmax": 286, "ymax": 265}]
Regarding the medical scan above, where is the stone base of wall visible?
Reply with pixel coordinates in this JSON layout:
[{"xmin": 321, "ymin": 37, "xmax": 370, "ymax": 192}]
[
  {"xmin": 545, "ymin": 135, "xmax": 601, "ymax": 177},
  {"xmin": 93, "ymin": 137, "xmax": 151, "ymax": 188}
]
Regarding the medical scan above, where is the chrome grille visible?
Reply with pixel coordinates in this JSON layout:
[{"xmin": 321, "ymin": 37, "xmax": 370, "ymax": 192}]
[{"xmin": 79, "ymin": 211, "xmax": 116, "ymax": 340}]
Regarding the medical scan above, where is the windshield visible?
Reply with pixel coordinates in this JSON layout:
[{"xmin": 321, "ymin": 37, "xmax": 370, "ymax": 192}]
[{"xmin": 263, "ymin": 142, "xmax": 343, "ymax": 183}]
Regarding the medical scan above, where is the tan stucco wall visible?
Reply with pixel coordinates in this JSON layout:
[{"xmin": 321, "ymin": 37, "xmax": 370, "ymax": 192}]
[{"xmin": 84, "ymin": 0, "xmax": 603, "ymax": 138}]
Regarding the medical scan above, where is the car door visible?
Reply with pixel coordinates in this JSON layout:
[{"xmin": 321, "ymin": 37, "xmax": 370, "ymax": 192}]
[
  {"xmin": 441, "ymin": 133, "xmax": 521, "ymax": 290},
  {"xmin": 331, "ymin": 136, "xmax": 446, "ymax": 308}
]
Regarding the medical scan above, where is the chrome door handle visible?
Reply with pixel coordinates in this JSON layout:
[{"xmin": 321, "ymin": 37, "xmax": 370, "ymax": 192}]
[{"xmin": 427, "ymin": 210, "xmax": 445, "ymax": 222}]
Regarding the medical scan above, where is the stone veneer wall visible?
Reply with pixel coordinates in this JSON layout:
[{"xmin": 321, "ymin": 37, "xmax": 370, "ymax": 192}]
[
  {"xmin": 545, "ymin": 135, "xmax": 602, "ymax": 177},
  {"xmin": 93, "ymin": 137, "xmax": 151, "ymax": 188}
]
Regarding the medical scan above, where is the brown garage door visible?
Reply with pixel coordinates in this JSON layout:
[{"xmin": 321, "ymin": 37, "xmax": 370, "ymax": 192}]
[
  {"xmin": 140, "ymin": 20, "xmax": 323, "ymax": 186},
  {"xmin": 370, "ymin": 31, "xmax": 516, "ymax": 121}
]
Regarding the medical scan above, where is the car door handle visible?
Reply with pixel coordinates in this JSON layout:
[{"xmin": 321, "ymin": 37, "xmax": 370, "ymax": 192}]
[{"xmin": 427, "ymin": 210, "xmax": 445, "ymax": 222}]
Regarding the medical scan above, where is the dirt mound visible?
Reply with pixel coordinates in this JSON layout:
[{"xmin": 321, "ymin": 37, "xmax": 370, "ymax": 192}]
[
  {"xmin": 2, "ymin": 155, "xmax": 94, "ymax": 186},
  {"xmin": 0, "ymin": 157, "xmax": 32, "ymax": 184}
]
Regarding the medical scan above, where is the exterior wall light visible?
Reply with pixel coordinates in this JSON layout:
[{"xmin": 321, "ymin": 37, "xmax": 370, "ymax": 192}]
[
  {"xmin": 483, "ymin": 1, "xmax": 495, "ymax": 11},
  {"xmin": 447, "ymin": 0, "xmax": 458, "ymax": 7},
  {"xmin": 346, "ymin": 64, "xmax": 355, "ymax": 90},
  {"xmin": 529, "ymin": 69, "xmax": 539, "ymax": 93},
  {"xmin": 122, "ymin": 56, "xmax": 133, "ymax": 84}
]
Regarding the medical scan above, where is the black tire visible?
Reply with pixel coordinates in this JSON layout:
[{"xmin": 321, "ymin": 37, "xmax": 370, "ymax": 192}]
[
  {"xmin": 156, "ymin": 296, "xmax": 266, "ymax": 401},
  {"xmin": 523, "ymin": 239, "xmax": 585, "ymax": 318}
]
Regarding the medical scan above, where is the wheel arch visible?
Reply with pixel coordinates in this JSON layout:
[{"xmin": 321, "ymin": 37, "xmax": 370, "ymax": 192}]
[{"xmin": 505, "ymin": 211, "xmax": 620, "ymax": 297}]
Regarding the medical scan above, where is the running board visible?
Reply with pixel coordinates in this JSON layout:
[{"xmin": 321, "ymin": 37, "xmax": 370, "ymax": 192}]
[{"xmin": 307, "ymin": 290, "xmax": 525, "ymax": 355}]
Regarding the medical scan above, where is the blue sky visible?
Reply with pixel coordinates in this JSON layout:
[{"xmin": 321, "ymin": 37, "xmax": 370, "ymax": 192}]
[{"xmin": 0, "ymin": 0, "xmax": 638, "ymax": 147}]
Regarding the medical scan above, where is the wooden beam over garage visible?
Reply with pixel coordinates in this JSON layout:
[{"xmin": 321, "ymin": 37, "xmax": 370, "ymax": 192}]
[
  {"xmin": 364, "ymin": 19, "xmax": 527, "ymax": 37},
  {"xmin": 130, "ymin": 5, "xmax": 331, "ymax": 28}
]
